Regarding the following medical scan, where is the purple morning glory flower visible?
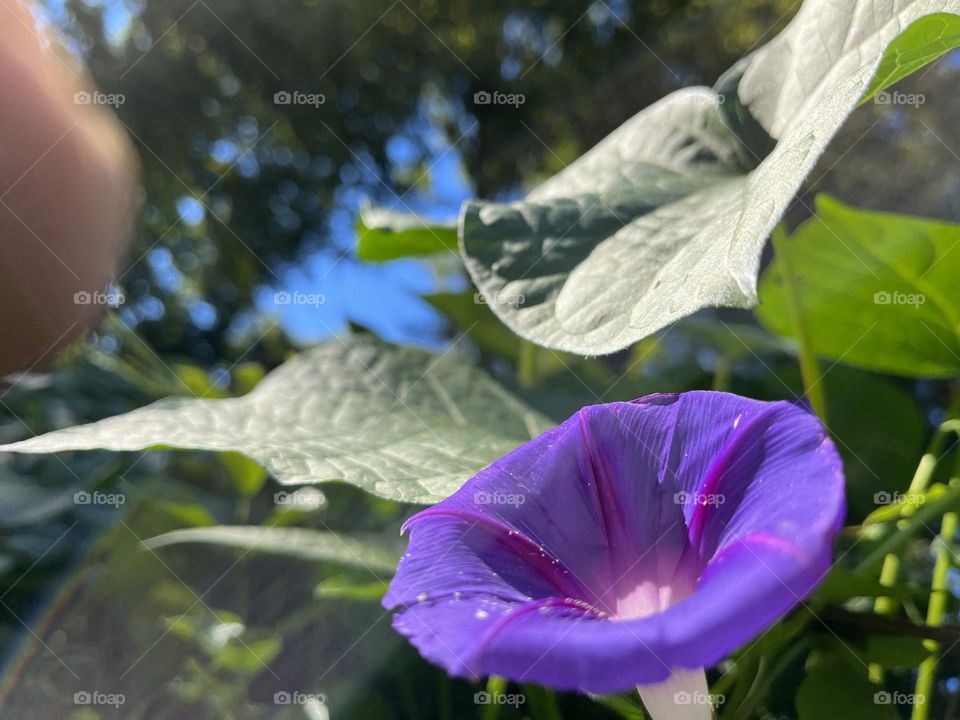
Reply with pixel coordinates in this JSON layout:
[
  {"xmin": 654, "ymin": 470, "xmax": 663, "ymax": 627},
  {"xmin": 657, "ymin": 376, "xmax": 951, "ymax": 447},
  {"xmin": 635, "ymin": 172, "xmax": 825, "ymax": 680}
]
[{"xmin": 383, "ymin": 392, "xmax": 844, "ymax": 718}]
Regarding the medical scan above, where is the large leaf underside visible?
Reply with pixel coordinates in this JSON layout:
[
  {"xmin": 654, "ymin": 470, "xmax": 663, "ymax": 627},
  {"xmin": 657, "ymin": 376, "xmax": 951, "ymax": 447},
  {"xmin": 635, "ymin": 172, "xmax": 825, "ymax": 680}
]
[
  {"xmin": 461, "ymin": 0, "xmax": 960, "ymax": 355},
  {"xmin": 0, "ymin": 336, "xmax": 552, "ymax": 504}
]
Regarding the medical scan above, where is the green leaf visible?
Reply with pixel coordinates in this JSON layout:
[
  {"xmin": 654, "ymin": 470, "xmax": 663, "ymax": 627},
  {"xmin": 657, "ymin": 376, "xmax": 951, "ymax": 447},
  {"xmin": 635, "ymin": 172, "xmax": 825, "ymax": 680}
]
[
  {"xmin": 425, "ymin": 290, "xmax": 522, "ymax": 360},
  {"xmin": 822, "ymin": 368, "xmax": 925, "ymax": 522},
  {"xmin": 213, "ymin": 636, "xmax": 283, "ymax": 674},
  {"xmin": 173, "ymin": 363, "xmax": 226, "ymax": 398},
  {"xmin": 863, "ymin": 635, "xmax": 931, "ymax": 669},
  {"xmin": 677, "ymin": 318, "xmax": 793, "ymax": 361},
  {"xmin": 796, "ymin": 653, "xmax": 898, "ymax": 720},
  {"xmin": 0, "ymin": 336, "xmax": 552, "ymax": 504},
  {"xmin": 0, "ymin": 470, "xmax": 77, "ymax": 528},
  {"xmin": 522, "ymin": 685, "xmax": 564, "ymax": 720},
  {"xmin": 862, "ymin": 13, "xmax": 960, "ymax": 101},
  {"xmin": 592, "ymin": 693, "xmax": 647, "ymax": 719},
  {"xmin": 164, "ymin": 608, "xmax": 283, "ymax": 673},
  {"xmin": 314, "ymin": 576, "xmax": 387, "ymax": 602},
  {"xmin": 814, "ymin": 567, "xmax": 906, "ymax": 606},
  {"xmin": 144, "ymin": 526, "xmax": 400, "ymax": 575},
  {"xmin": 758, "ymin": 195, "xmax": 960, "ymax": 378},
  {"xmin": 221, "ymin": 451, "xmax": 268, "ymax": 498},
  {"xmin": 460, "ymin": 2, "xmax": 960, "ymax": 355},
  {"xmin": 357, "ymin": 206, "xmax": 458, "ymax": 261}
]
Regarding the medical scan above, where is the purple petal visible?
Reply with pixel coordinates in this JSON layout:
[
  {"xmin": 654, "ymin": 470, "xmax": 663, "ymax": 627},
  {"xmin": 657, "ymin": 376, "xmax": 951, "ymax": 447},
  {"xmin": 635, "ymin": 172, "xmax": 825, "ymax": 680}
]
[{"xmin": 384, "ymin": 391, "xmax": 845, "ymax": 693}]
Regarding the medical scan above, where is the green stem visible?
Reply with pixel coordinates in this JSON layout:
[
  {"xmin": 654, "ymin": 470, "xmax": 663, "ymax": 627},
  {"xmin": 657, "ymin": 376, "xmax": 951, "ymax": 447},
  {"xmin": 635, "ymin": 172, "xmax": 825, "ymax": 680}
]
[
  {"xmin": 481, "ymin": 676, "xmax": 508, "ymax": 720},
  {"xmin": 518, "ymin": 341, "xmax": 539, "ymax": 389},
  {"xmin": 869, "ymin": 555, "xmax": 901, "ymax": 678},
  {"xmin": 869, "ymin": 552, "xmax": 900, "ymax": 685},
  {"xmin": 874, "ymin": 555, "xmax": 903, "ymax": 618},
  {"xmin": 771, "ymin": 225, "xmax": 826, "ymax": 420},
  {"xmin": 858, "ymin": 480, "xmax": 960, "ymax": 575},
  {"xmin": 712, "ymin": 356, "xmax": 733, "ymax": 392},
  {"xmin": 905, "ymin": 421, "xmax": 960, "ymax": 500},
  {"xmin": 869, "ymin": 424, "xmax": 960, "ymax": 613},
  {"xmin": 912, "ymin": 511, "xmax": 958, "ymax": 720},
  {"xmin": 869, "ymin": 430, "xmax": 952, "ymax": 681}
]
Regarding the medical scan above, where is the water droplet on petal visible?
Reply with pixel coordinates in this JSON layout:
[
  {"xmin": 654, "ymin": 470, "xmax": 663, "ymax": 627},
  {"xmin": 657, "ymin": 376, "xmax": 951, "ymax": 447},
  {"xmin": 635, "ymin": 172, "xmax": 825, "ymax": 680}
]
[
  {"xmin": 416, "ymin": 592, "xmax": 429, "ymax": 603},
  {"xmin": 475, "ymin": 609, "xmax": 489, "ymax": 620}
]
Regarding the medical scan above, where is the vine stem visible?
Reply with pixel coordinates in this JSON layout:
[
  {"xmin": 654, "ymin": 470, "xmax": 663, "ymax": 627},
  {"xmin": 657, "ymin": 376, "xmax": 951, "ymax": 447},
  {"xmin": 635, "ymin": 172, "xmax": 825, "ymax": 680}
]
[
  {"xmin": 868, "ymin": 418, "xmax": 960, "ymax": 682},
  {"xmin": 770, "ymin": 225, "xmax": 826, "ymax": 420},
  {"xmin": 712, "ymin": 356, "xmax": 732, "ymax": 392},
  {"xmin": 481, "ymin": 676, "xmax": 508, "ymax": 720},
  {"xmin": 912, "ymin": 510, "xmax": 958, "ymax": 720},
  {"xmin": 518, "ymin": 341, "xmax": 539, "ymax": 388},
  {"xmin": 858, "ymin": 480, "xmax": 960, "ymax": 575}
]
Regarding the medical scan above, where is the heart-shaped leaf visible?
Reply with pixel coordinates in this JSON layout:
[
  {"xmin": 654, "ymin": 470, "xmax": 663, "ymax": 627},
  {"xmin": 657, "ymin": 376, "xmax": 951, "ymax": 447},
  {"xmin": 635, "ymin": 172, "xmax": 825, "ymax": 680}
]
[{"xmin": 459, "ymin": 0, "xmax": 960, "ymax": 355}]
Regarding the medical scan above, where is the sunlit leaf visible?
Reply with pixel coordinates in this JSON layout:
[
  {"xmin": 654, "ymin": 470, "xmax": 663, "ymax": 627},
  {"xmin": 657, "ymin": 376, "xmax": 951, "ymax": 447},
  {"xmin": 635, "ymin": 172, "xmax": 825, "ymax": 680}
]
[
  {"xmin": 862, "ymin": 13, "xmax": 960, "ymax": 101},
  {"xmin": 460, "ymin": 2, "xmax": 960, "ymax": 355},
  {"xmin": 357, "ymin": 206, "xmax": 458, "ymax": 261},
  {"xmin": 758, "ymin": 195, "xmax": 960, "ymax": 378},
  {"xmin": 0, "ymin": 336, "xmax": 552, "ymax": 504}
]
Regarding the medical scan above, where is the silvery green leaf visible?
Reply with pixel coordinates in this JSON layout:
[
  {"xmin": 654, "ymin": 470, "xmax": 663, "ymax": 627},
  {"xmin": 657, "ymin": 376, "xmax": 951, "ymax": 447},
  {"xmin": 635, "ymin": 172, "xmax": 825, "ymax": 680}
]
[
  {"xmin": 0, "ymin": 336, "xmax": 552, "ymax": 504},
  {"xmin": 460, "ymin": 0, "xmax": 960, "ymax": 355}
]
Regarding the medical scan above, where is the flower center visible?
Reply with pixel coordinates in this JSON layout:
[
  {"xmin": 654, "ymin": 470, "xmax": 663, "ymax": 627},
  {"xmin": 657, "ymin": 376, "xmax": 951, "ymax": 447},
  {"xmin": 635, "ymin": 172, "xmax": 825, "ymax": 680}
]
[{"xmin": 609, "ymin": 555, "xmax": 700, "ymax": 620}]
